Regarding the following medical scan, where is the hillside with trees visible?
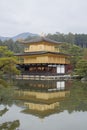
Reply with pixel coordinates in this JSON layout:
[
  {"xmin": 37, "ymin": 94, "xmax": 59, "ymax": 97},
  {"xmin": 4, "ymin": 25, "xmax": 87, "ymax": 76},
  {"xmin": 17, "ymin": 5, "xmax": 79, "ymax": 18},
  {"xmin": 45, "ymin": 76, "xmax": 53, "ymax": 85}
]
[
  {"xmin": 0, "ymin": 32, "xmax": 87, "ymax": 54},
  {"xmin": 47, "ymin": 32, "xmax": 87, "ymax": 48}
]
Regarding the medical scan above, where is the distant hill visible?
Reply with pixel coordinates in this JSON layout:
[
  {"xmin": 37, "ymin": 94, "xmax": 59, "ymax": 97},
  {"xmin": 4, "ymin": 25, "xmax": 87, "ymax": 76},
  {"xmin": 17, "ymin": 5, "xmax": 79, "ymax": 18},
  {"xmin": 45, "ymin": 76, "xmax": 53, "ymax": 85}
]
[
  {"xmin": 12, "ymin": 32, "xmax": 38, "ymax": 41},
  {"xmin": 0, "ymin": 32, "xmax": 38, "ymax": 41},
  {"xmin": 0, "ymin": 36, "xmax": 9, "ymax": 41}
]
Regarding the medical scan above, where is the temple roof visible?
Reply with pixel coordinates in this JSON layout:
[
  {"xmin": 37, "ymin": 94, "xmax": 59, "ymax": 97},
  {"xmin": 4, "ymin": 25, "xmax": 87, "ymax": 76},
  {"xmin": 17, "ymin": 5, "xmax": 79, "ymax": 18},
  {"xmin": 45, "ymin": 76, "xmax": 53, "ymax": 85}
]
[
  {"xmin": 22, "ymin": 108, "xmax": 61, "ymax": 118},
  {"xmin": 15, "ymin": 51, "xmax": 70, "ymax": 56},
  {"xmin": 20, "ymin": 37, "xmax": 64, "ymax": 44}
]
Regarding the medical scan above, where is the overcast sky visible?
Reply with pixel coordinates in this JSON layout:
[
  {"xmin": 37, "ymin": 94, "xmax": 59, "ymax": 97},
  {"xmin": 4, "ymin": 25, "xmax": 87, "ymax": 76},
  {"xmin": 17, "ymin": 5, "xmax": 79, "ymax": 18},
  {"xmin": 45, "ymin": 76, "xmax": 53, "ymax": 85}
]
[{"xmin": 0, "ymin": 0, "xmax": 87, "ymax": 36}]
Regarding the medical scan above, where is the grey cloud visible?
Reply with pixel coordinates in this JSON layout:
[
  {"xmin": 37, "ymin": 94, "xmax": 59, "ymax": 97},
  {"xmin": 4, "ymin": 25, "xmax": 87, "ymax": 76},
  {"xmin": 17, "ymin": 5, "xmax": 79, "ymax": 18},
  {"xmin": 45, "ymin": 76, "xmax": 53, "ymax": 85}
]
[{"xmin": 0, "ymin": 0, "xmax": 87, "ymax": 36}]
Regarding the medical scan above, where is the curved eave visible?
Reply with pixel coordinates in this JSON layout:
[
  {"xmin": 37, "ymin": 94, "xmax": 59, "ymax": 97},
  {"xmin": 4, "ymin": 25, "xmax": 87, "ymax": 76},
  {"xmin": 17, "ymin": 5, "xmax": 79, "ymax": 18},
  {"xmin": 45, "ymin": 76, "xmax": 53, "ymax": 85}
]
[{"xmin": 15, "ymin": 51, "xmax": 70, "ymax": 57}]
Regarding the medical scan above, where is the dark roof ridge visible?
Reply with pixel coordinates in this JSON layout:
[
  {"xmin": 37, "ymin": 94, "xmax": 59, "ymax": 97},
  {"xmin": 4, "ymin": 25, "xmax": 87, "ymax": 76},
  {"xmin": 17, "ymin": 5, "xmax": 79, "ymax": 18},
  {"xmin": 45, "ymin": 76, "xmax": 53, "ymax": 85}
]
[{"xmin": 20, "ymin": 36, "xmax": 64, "ymax": 44}]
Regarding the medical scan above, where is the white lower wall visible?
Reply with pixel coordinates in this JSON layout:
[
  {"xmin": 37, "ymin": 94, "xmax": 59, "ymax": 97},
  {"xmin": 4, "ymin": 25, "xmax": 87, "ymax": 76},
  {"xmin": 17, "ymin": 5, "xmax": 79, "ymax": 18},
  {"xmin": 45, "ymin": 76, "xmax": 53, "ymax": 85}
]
[{"xmin": 57, "ymin": 65, "xmax": 65, "ymax": 74}]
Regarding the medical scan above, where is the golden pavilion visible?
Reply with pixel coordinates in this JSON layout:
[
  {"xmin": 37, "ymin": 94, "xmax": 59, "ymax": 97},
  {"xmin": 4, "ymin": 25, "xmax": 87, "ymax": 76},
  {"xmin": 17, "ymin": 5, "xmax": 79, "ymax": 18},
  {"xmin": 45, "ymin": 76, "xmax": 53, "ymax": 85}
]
[{"xmin": 16, "ymin": 37, "xmax": 70, "ymax": 75}]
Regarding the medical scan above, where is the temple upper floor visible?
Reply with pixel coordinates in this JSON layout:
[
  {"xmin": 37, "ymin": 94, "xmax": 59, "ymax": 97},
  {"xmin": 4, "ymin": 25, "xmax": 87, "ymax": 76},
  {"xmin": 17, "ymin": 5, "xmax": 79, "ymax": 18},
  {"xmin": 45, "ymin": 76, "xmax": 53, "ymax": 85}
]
[
  {"xmin": 20, "ymin": 37, "xmax": 63, "ymax": 52},
  {"xmin": 24, "ymin": 42, "xmax": 61, "ymax": 52}
]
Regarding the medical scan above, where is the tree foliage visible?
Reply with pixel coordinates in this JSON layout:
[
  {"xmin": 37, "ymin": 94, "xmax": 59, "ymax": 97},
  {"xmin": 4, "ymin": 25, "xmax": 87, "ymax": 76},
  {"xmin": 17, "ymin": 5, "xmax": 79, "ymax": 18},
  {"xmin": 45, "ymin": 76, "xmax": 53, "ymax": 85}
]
[
  {"xmin": 0, "ymin": 46, "xmax": 19, "ymax": 87},
  {"xmin": 75, "ymin": 59, "xmax": 87, "ymax": 77},
  {"xmin": 59, "ymin": 43, "xmax": 83, "ymax": 68},
  {"xmin": 47, "ymin": 32, "xmax": 87, "ymax": 48},
  {"xmin": 59, "ymin": 43, "xmax": 87, "ymax": 77},
  {"xmin": 83, "ymin": 48, "xmax": 87, "ymax": 60},
  {"xmin": 0, "ymin": 39, "xmax": 24, "ymax": 53}
]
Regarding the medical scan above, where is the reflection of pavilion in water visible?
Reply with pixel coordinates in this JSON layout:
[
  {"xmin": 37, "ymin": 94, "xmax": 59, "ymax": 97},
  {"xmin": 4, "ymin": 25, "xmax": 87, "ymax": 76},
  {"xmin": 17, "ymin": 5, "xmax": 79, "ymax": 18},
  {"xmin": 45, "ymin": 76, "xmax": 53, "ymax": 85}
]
[{"xmin": 15, "ymin": 80, "xmax": 71, "ymax": 118}]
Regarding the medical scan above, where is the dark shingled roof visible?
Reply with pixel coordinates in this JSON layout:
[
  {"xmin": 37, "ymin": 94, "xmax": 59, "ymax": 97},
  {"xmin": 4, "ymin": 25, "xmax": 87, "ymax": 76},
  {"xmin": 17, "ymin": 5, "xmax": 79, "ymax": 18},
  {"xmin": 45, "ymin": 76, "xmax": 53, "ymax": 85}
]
[
  {"xmin": 15, "ymin": 51, "xmax": 70, "ymax": 57},
  {"xmin": 20, "ymin": 37, "xmax": 64, "ymax": 44}
]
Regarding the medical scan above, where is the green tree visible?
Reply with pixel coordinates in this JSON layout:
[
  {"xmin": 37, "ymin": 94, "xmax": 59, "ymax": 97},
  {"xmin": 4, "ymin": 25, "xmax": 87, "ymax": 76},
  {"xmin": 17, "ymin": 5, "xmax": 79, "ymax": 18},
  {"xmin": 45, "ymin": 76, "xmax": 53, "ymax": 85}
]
[
  {"xmin": 59, "ymin": 43, "xmax": 83, "ymax": 69},
  {"xmin": 75, "ymin": 59, "xmax": 87, "ymax": 77},
  {"xmin": 83, "ymin": 48, "xmax": 87, "ymax": 60},
  {"xmin": 0, "ymin": 46, "xmax": 19, "ymax": 87},
  {"xmin": 65, "ymin": 32, "xmax": 75, "ymax": 44},
  {"xmin": 75, "ymin": 34, "xmax": 87, "ymax": 48}
]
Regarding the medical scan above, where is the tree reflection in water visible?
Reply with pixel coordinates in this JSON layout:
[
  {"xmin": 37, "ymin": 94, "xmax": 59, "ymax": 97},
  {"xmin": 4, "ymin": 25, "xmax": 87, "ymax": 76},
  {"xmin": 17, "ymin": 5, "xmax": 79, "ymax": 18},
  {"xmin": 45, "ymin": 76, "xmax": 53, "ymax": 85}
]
[
  {"xmin": 14, "ymin": 80, "xmax": 87, "ymax": 118},
  {"xmin": 0, "ymin": 120, "xmax": 20, "ymax": 130},
  {"xmin": 0, "ymin": 87, "xmax": 14, "ymax": 106},
  {"xmin": 0, "ymin": 108, "xmax": 8, "ymax": 116},
  {"xmin": 0, "ymin": 80, "xmax": 87, "ymax": 130}
]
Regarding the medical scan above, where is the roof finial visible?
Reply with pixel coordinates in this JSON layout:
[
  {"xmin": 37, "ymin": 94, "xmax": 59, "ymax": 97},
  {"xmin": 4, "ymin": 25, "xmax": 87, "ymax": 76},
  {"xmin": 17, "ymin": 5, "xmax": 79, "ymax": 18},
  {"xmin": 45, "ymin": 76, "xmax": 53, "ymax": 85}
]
[{"xmin": 40, "ymin": 32, "xmax": 46, "ymax": 37}]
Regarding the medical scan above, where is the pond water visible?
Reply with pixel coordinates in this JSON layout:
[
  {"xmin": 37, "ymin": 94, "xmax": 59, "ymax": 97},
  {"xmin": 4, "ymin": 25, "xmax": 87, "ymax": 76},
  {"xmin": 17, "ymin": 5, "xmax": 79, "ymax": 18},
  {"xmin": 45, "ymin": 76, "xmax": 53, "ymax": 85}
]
[{"xmin": 0, "ymin": 80, "xmax": 87, "ymax": 130}]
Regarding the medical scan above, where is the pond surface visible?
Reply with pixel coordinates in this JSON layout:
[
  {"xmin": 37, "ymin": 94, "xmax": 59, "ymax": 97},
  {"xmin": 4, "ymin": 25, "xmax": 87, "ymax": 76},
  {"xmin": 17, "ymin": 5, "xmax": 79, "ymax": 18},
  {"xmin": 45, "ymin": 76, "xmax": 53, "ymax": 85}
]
[{"xmin": 0, "ymin": 80, "xmax": 87, "ymax": 130}]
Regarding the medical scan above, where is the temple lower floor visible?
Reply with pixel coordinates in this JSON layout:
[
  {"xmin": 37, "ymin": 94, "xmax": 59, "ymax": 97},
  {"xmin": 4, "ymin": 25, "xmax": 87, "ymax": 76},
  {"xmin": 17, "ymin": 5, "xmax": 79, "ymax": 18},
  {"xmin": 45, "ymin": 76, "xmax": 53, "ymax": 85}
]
[{"xmin": 17, "ymin": 63, "xmax": 70, "ymax": 75}]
